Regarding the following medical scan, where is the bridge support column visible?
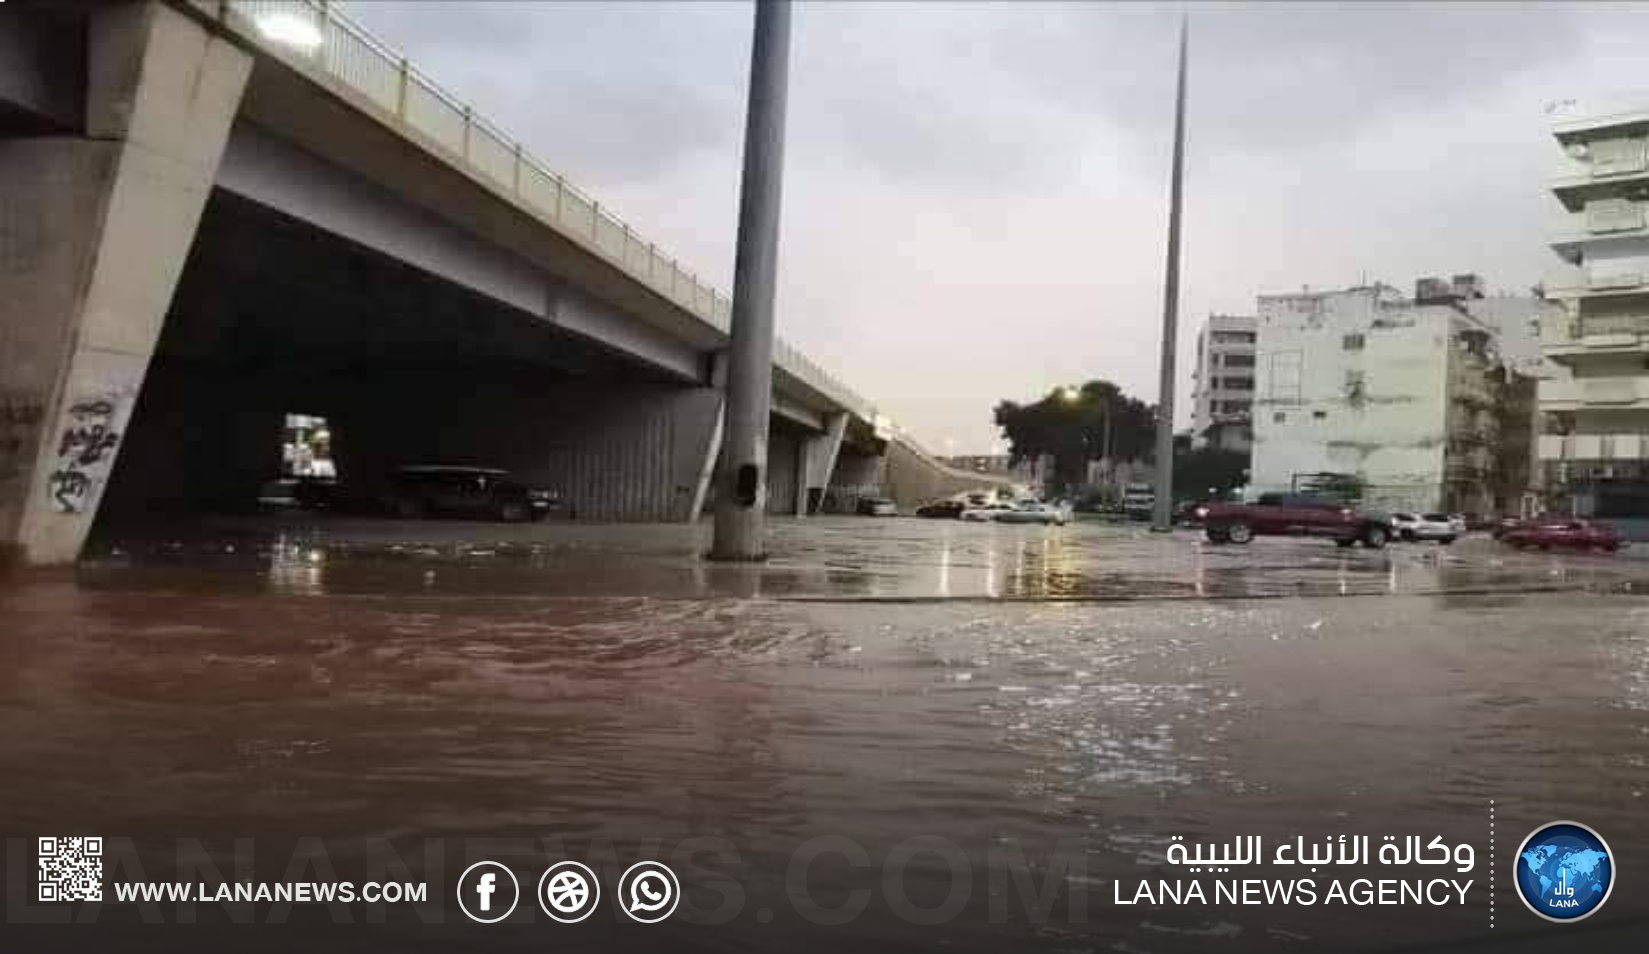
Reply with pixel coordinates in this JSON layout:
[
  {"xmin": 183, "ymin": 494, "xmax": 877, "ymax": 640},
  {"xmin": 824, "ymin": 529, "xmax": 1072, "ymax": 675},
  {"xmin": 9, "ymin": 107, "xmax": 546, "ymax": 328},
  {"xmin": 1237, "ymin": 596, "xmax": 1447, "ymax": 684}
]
[
  {"xmin": 0, "ymin": 2, "xmax": 249, "ymax": 565},
  {"xmin": 794, "ymin": 412, "xmax": 846, "ymax": 516}
]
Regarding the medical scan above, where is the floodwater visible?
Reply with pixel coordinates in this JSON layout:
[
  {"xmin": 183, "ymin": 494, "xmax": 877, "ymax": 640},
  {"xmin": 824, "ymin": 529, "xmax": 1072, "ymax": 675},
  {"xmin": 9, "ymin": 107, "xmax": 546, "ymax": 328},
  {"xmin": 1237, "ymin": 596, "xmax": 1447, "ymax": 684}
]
[{"xmin": 2, "ymin": 517, "xmax": 1648, "ymax": 953}]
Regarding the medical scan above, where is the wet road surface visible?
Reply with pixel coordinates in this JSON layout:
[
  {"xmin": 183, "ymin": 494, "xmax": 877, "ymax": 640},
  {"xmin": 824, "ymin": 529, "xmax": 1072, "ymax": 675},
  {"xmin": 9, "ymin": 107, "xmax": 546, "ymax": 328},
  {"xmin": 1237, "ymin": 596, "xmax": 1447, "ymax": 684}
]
[{"xmin": 2, "ymin": 516, "xmax": 1647, "ymax": 952}]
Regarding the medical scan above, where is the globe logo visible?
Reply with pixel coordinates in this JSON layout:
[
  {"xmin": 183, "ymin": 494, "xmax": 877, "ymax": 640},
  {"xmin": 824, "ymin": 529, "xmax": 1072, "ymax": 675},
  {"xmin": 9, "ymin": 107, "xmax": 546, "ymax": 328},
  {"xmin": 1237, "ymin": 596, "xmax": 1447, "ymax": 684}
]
[{"xmin": 1513, "ymin": 821, "xmax": 1614, "ymax": 922}]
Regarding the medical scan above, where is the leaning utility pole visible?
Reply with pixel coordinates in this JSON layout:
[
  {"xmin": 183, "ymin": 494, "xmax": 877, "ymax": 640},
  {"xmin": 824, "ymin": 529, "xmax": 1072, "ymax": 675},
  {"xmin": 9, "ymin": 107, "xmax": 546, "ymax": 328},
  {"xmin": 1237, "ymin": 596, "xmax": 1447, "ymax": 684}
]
[
  {"xmin": 1151, "ymin": 16, "xmax": 1188, "ymax": 533},
  {"xmin": 711, "ymin": 0, "xmax": 792, "ymax": 561}
]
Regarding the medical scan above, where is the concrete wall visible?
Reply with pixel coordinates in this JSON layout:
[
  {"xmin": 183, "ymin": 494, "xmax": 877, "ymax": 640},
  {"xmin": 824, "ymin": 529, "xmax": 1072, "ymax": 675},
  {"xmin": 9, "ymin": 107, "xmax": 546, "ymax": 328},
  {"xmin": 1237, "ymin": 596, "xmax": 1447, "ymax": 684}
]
[
  {"xmin": 0, "ymin": 1, "xmax": 249, "ymax": 565},
  {"xmin": 315, "ymin": 370, "xmax": 722, "ymax": 523},
  {"xmin": 1253, "ymin": 287, "xmax": 1450, "ymax": 512},
  {"xmin": 766, "ymin": 426, "xmax": 801, "ymax": 517},
  {"xmin": 881, "ymin": 440, "xmax": 1006, "ymax": 511}
]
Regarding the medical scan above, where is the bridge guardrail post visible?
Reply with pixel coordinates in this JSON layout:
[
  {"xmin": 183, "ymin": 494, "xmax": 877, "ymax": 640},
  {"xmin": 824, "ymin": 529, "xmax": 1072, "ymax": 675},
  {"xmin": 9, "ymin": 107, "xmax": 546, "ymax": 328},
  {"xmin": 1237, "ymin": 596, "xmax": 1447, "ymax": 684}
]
[{"xmin": 395, "ymin": 56, "xmax": 409, "ymax": 118}]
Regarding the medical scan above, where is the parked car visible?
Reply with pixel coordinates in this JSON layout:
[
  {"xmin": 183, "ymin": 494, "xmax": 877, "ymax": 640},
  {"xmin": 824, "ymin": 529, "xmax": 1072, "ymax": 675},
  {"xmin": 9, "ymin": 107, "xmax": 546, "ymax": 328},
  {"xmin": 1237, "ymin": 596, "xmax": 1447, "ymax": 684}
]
[
  {"xmin": 1198, "ymin": 493, "xmax": 1391, "ymax": 548},
  {"xmin": 1498, "ymin": 518, "xmax": 1625, "ymax": 552},
  {"xmin": 383, "ymin": 465, "xmax": 560, "ymax": 522},
  {"xmin": 1121, "ymin": 482, "xmax": 1155, "ymax": 521},
  {"xmin": 857, "ymin": 496, "xmax": 899, "ymax": 517},
  {"xmin": 258, "ymin": 476, "xmax": 337, "ymax": 511},
  {"xmin": 1389, "ymin": 512, "xmax": 1462, "ymax": 544},
  {"xmin": 994, "ymin": 501, "xmax": 1071, "ymax": 526},
  {"xmin": 961, "ymin": 501, "xmax": 1016, "ymax": 522},
  {"xmin": 915, "ymin": 499, "xmax": 967, "ymax": 519}
]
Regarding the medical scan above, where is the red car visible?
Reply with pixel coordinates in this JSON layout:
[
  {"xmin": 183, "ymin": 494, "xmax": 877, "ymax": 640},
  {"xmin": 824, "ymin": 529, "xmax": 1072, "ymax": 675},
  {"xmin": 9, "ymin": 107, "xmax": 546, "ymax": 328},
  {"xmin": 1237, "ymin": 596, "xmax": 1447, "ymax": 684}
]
[
  {"xmin": 1198, "ymin": 493, "xmax": 1391, "ymax": 548},
  {"xmin": 1498, "ymin": 518, "xmax": 1625, "ymax": 552}
]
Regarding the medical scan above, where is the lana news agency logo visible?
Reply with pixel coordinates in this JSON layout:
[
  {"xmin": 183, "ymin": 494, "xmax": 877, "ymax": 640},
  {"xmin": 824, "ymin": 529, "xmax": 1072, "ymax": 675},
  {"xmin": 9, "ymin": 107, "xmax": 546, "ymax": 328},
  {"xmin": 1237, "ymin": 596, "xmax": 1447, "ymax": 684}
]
[{"xmin": 1513, "ymin": 821, "xmax": 1614, "ymax": 923}]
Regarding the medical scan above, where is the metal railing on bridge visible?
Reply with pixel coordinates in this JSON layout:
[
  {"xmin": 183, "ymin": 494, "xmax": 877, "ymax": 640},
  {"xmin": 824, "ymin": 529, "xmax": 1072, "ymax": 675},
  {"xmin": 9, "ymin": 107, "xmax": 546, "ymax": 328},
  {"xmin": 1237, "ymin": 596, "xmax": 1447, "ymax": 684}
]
[{"xmin": 190, "ymin": 0, "xmax": 872, "ymax": 420}]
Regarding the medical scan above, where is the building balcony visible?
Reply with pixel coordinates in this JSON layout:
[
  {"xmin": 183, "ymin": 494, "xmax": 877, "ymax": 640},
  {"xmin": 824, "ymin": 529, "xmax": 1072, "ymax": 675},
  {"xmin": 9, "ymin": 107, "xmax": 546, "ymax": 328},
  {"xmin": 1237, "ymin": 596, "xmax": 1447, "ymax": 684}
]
[
  {"xmin": 1540, "ymin": 313, "xmax": 1649, "ymax": 363},
  {"xmin": 1539, "ymin": 376, "xmax": 1649, "ymax": 410},
  {"xmin": 1550, "ymin": 96, "xmax": 1649, "ymax": 142},
  {"xmin": 1538, "ymin": 433, "xmax": 1649, "ymax": 462},
  {"xmin": 1541, "ymin": 261, "xmax": 1649, "ymax": 299},
  {"xmin": 1549, "ymin": 202, "xmax": 1649, "ymax": 261}
]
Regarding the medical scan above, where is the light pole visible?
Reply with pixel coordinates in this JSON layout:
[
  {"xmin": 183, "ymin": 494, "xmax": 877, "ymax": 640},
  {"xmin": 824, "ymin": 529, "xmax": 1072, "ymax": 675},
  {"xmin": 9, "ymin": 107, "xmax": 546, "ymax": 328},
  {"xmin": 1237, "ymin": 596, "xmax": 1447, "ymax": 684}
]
[
  {"xmin": 1151, "ymin": 15, "xmax": 1188, "ymax": 533},
  {"xmin": 711, "ymin": 0, "xmax": 792, "ymax": 561}
]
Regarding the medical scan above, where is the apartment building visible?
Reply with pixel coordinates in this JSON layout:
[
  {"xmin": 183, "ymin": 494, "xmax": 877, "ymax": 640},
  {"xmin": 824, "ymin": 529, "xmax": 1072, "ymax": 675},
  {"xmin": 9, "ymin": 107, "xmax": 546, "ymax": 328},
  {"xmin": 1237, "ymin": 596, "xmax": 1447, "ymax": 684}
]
[
  {"xmin": 1191, "ymin": 314, "xmax": 1257, "ymax": 452},
  {"xmin": 1251, "ymin": 276, "xmax": 1542, "ymax": 515},
  {"xmin": 1542, "ymin": 99, "xmax": 1649, "ymax": 530}
]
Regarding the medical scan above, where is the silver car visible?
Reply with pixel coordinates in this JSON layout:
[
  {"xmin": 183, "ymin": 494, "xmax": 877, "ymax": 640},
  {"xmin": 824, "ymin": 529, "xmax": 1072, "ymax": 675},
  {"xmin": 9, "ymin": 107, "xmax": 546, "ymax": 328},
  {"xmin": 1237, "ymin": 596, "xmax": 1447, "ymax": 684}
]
[
  {"xmin": 994, "ymin": 501, "xmax": 1071, "ymax": 526},
  {"xmin": 1389, "ymin": 512, "xmax": 1461, "ymax": 544}
]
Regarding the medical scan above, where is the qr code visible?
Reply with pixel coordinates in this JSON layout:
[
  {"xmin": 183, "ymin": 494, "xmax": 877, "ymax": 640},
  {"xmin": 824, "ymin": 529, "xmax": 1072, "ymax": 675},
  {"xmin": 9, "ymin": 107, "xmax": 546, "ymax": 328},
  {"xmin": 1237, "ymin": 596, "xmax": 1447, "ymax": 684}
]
[{"xmin": 38, "ymin": 836, "xmax": 102, "ymax": 901}]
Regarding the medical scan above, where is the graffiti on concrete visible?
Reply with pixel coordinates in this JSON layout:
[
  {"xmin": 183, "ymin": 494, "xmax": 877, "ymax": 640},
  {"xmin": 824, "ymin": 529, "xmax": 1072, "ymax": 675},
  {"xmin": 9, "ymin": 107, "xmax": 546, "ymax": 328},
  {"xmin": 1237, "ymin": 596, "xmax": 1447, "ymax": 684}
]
[
  {"xmin": 47, "ymin": 397, "xmax": 123, "ymax": 514},
  {"xmin": 1, "ymin": 391, "xmax": 46, "ymax": 482}
]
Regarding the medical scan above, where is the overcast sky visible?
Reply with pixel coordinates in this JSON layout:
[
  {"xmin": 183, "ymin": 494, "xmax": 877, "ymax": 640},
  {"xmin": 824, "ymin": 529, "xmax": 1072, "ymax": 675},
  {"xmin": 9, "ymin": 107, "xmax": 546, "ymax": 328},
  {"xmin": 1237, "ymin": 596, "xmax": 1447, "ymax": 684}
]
[{"xmin": 344, "ymin": 1, "xmax": 1649, "ymax": 453}]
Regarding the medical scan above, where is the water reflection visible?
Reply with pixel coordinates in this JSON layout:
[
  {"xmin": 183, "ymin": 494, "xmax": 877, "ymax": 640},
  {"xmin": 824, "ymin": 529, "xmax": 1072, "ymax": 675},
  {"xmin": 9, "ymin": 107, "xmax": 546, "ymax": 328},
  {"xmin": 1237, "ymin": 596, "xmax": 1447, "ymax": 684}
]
[
  {"xmin": 10, "ymin": 518, "xmax": 1649, "ymax": 951},
  {"xmin": 77, "ymin": 515, "xmax": 1649, "ymax": 606}
]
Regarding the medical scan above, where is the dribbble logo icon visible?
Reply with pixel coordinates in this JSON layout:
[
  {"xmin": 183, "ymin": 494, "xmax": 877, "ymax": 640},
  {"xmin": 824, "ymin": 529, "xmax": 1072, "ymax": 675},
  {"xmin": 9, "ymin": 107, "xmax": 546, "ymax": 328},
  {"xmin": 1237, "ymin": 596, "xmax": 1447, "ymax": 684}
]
[
  {"xmin": 618, "ymin": 861, "xmax": 680, "ymax": 924},
  {"xmin": 1513, "ymin": 820, "xmax": 1614, "ymax": 922},
  {"xmin": 457, "ymin": 860, "xmax": 520, "ymax": 924}
]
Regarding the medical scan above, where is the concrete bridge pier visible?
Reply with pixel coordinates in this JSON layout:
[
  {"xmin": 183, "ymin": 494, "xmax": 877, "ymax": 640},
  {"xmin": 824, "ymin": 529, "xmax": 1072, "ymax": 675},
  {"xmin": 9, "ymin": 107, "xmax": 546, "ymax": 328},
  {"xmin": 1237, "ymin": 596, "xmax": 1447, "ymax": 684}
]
[
  {"xmin": 793, "ymin": 412, "xmax": 847, "ymax": 515},
  {"xmin": 0, "ymin": 1, "xmax": 249, "ymax": 566}
]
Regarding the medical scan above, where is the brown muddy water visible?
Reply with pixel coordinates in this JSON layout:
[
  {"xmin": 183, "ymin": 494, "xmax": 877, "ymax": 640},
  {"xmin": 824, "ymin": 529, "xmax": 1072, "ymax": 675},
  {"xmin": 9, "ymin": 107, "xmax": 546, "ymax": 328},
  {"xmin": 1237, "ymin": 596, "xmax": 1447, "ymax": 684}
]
[{"xmin": 2, "ymin": 518, "xmax": 1647, "ymax": 953}]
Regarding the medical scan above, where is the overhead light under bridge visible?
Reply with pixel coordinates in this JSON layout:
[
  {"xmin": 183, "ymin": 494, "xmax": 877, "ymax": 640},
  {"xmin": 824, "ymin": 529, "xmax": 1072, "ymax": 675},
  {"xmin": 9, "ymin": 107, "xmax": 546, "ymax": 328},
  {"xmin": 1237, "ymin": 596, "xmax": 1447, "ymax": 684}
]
[{"xmin": 255, "ymin": 10, "xmax": 324, "ymax": 54}]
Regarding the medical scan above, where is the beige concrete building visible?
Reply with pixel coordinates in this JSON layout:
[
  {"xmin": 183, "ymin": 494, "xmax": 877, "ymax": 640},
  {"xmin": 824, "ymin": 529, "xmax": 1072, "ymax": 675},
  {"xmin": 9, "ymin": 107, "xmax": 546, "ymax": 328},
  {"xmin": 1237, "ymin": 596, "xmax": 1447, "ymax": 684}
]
[
  {"xmin": 1252, "ymin": 276, "xmax": 1542, "ymax": 515},
  {"xmin": 1542, "ymin": 99, "xmax": 1649, "ymax": 533}
]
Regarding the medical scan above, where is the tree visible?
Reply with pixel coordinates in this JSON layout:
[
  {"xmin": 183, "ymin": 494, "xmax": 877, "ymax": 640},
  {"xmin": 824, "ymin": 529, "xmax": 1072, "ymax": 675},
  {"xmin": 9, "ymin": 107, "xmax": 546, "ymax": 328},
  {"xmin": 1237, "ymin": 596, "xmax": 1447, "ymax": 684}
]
[{"xmin": 993, "ymin": 381, "xmax": 1156, "ymax": 493}]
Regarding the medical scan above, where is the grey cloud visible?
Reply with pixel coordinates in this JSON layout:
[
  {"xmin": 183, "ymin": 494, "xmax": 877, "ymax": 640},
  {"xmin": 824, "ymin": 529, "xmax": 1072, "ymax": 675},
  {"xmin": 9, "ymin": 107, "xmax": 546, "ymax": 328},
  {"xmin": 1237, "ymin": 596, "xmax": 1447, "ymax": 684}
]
[
  {"xmin": 984, "ymin": 2, "xmax": 1633, "ymax": 155},
  {"xmin": 343, "ymin": 0, "xmax": 749, "ymax": 185},
  {"xmin": 326, "ymin": 2, "xmax": 1649, "ymax": 451}
]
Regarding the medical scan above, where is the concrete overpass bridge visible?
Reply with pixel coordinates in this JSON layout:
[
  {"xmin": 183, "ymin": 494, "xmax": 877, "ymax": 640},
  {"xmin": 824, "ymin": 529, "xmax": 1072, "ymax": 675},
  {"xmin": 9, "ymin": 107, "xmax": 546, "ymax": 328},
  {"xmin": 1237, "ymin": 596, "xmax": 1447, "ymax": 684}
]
[{"xmin": 0, "ymin": 0, "xmax": 1001, "ymax": 565}]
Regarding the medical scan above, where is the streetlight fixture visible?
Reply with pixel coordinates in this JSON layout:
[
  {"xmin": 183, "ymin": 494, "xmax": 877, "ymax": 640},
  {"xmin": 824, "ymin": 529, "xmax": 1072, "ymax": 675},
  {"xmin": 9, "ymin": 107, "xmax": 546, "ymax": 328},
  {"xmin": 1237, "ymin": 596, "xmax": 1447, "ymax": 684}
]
[{"xmin": 255, "ymin": 10, "xmax": 324, "ymax": 53}]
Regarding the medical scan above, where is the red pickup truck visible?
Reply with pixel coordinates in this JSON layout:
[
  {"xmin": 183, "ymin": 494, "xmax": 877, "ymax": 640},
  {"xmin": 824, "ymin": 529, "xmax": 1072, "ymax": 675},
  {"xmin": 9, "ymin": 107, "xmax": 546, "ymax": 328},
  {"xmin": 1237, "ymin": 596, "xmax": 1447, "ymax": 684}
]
[
  {"xmin": 1197, "ymin": 493, "xmax": 1391, "ymax": 549},
  {"xmin": 1498, "ymin": 517, "xmax": 1625, "ymax": 552}
]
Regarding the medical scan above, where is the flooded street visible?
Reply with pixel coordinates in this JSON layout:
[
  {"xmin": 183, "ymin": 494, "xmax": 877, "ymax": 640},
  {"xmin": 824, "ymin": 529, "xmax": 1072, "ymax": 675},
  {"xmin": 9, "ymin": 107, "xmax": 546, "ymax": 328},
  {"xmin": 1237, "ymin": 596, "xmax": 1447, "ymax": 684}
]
[{"xmin": 3, "ymin": 518, "xmax": 1648, "ymax": 952}]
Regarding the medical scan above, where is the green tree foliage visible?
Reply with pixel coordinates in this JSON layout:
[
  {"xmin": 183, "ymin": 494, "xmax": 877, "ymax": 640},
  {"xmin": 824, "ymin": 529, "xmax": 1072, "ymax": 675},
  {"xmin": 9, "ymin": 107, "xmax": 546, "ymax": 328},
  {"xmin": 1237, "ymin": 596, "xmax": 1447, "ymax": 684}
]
[{"xmin": 992, "ymin": 381, "xmax": 1156, "ymax": 492}]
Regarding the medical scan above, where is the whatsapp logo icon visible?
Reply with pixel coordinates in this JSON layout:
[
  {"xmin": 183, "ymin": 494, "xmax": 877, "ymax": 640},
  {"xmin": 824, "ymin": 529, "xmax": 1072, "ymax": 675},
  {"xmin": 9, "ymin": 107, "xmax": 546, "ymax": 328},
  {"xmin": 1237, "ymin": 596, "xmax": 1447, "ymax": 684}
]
[{"xmin": 618, "ymin": 861, "xmax": 680, "ymax": 924}]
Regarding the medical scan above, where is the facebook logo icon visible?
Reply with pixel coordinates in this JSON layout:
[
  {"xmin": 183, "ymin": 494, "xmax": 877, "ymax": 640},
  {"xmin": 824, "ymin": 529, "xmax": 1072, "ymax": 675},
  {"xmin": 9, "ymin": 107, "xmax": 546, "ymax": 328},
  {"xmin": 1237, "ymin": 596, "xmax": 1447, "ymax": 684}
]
[{"xmin": 458, "ymin": 861, "xmax": 519, "ymax": 923}]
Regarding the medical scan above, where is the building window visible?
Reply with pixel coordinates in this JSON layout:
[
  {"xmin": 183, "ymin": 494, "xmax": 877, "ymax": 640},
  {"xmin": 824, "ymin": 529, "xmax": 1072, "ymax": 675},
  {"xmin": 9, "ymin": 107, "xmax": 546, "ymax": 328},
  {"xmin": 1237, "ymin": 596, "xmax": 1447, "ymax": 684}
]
[
  {"xmin": 1224, "ymin": 354, "xmax": 1256, "ymax": 368},
  {"xmin": 1342, "ymin": 333, "xmax": 1366, "ymax": 351},
  {"xmin": 1273, "ymin": 411, "xmax": 1287, "ymax": 423},
  {"xmin": 1313, "ymin": 410, "xmax": 1327, "ymax": 420}
]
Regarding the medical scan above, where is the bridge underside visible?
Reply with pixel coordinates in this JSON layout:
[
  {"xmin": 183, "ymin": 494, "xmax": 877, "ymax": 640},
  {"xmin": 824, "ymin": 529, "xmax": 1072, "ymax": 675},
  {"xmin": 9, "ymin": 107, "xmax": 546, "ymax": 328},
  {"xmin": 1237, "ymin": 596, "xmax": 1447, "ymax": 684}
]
[
  {"xmin": 95, "ymin": 192, "xmax": 836, "ymax": 529},
  {"xmin": 0, "ymin": 0, "xmax": 948, "ymax": 566}
]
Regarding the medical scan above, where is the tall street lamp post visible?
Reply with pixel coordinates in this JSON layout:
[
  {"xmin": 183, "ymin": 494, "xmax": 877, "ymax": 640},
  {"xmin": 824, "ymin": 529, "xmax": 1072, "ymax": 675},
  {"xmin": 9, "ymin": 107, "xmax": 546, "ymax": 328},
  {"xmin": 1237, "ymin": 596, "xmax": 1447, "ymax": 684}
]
[
  {"xmin": 711, "ymin": 0, "xmax": 793, "ymax": 561},
  {"xmin": 1151, "ymin": 16, "xmax": 1189, "ymax": 533}
]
